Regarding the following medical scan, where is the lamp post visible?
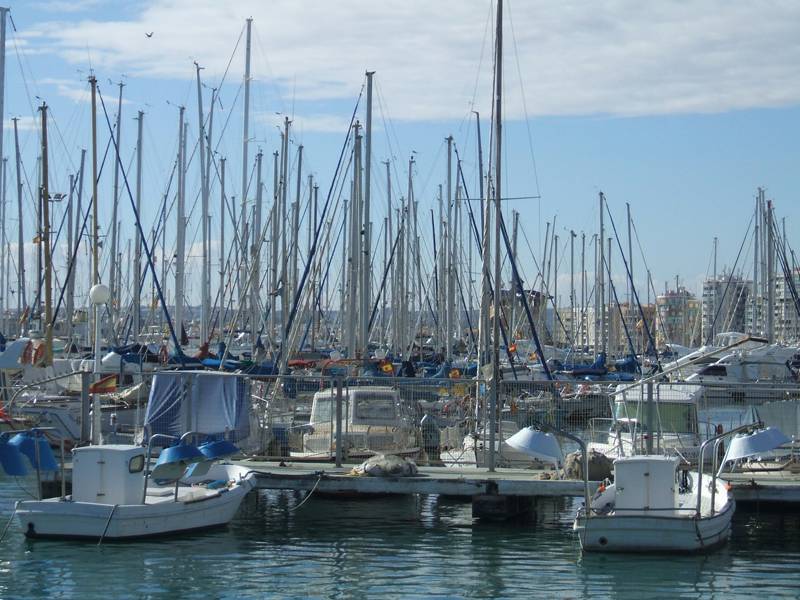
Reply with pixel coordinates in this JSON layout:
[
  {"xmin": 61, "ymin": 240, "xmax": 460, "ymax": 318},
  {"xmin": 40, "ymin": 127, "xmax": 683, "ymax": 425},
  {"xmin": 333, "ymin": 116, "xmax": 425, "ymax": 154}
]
[{"xmin": 89, "ymin": 283, "xmax": 110, "ymax": 444}]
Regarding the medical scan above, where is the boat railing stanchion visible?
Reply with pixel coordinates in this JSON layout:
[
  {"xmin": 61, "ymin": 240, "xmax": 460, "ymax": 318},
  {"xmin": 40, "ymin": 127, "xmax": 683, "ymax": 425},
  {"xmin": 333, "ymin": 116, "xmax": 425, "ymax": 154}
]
[
  {"xmin": 60, "ymin": 438, "xmax": 66, "ymax": 500},
  {"xmin": 696, "ymin": 421, "xmax": 760, "ymax": 517},
  {"xmin": 142, "ymin": 432, "xmax": 178, "ymax": 504},
  {"xmin": 34, "ymin": 430, "xmax": 42, "ymax": 500}
]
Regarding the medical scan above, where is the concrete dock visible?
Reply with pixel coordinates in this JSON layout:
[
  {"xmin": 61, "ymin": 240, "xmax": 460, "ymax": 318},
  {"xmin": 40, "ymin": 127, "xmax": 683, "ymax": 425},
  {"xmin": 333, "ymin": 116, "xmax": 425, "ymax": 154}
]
[
  {"xmin": 234, "ymin": 459, "xmax": 595, "ymax": 518},
  {"xmin": 724, "ymin": 470, "xmax": 800, "ymax": 504}
]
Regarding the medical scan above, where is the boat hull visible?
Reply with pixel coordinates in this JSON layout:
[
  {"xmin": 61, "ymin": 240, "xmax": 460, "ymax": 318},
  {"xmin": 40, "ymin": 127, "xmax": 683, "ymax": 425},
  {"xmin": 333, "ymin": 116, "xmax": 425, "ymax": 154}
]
[
  {"xmin": 16, "ymin": 466, "xmax": 255, "ymax": 540},
  {"xmin": 573, "ymin": 501, "xmax": 734, "ymax": 553}
]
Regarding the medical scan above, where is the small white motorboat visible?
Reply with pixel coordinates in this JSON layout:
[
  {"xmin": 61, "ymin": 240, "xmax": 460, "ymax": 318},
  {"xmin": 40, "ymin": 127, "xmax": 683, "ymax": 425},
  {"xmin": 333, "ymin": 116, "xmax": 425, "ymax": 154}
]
[
  {"xmin": 573, "ymin": 455, "xmax": 732, "ymax": 552},
  {"xmin": 573, "ymin": 424, "xmax": 788, "ymax": 553},
  {"xmin": 13, "ymin": 436, "xmax": 255, "ymax": 541}
]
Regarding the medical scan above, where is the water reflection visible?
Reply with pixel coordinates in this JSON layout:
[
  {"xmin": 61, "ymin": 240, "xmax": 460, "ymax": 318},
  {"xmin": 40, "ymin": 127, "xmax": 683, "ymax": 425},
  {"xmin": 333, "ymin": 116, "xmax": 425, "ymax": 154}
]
[{"xmin": 1, "ymin": 480, "xmax": 799, "ymax": 599}]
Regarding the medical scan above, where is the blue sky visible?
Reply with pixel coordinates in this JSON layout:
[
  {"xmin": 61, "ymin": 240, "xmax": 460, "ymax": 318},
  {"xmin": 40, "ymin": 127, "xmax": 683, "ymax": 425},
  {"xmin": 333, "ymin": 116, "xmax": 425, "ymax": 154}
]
[{"xmin": 3, "ymin": 0, "xmax": 799, "ymax": 307}]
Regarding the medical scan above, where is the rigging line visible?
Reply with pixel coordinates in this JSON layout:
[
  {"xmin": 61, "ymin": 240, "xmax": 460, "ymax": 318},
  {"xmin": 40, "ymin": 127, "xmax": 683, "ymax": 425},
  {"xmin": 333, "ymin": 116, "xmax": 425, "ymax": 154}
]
[
  {"xmin": 602, "ymin": 251, "xmax": 638, "ymax": 364},
  {"xmin": 253, "ymin": 84, "xmax": 365, "ymax": 371},
  {"xmin": 603, "ymin": 198, "xmax": 659, "ymax": 358},
  {"xmin": 707, "ymin": 220, "xmax": 754, "ymax": 344},
  {"xmin": 373, "ymin": 80, "xmax": 406, "ymax": 199},
  {"xmin": 506, "ymin": 0, "xmax": 541, "ymax": 201},
  {"xmin": 10, "ymin": 28, "xmax": 40, "ymax": 134},
  {"xmin": 97, "ymin": 85, "xmax": 185, "ymax": 364}
]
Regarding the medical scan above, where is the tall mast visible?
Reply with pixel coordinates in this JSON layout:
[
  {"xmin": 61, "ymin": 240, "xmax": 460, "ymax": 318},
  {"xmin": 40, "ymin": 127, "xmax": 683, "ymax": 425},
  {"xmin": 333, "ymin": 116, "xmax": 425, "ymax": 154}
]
[
  {"xmin": 598, "ymin": 192, "xmax": 606, "ymax": 352},
  {"xmin": 89, "ymin": 76, "xmax": 100, "ymax": 351},
  {"xmin": 489, "ymin": 0, "xmax": 503, "ymax": 472},
  {"xmin": 219, "ymin": 157, "xmax": 226, "ymax": 335},
  {"xmin": 581, "ymin": 232, "xmax": 586, "ymax": 349},
  {"xmin": 13, "ymin": 118, "xmax": 25, "ymax": 333},
  {"xmin": 570, "ymin": 230, "xmax": 576, "ymax": 346},
  {"xmin": 270, "ymin": 151, "xmax": 279, "ymax": 337},
  {"xmin": 109, "ymin": 81, "xmax": 124, "ymax": 337},
  {"xmin": 73, "ymin": 149, "xmax": 86, "ymax": 342},
  {"xmin": 362, "ymin": 71, "xmax": 374, "ymax": 357},
  {"xmin": 241, "ymin": 18, "xmax": 252, "ymax": 318},
  {"xmin": 766, "ymin": 196, "xmax": 774, "ymax": 342},
  {"xmin": 175, "ymin": 107, "xmax": 186, "ymax": 340},
  {"xmin": 383, "ymin": 160, "xmax": 393, "ymax": 349},
  {"xmin": 40, "ymin": 103, "xmax": 53, "ymax": 364},
  {"xmin": 65, "ymin": 173, "xmax": 74, "ymax": 347},
  {"xmin": 280, "ymin": 118, "xmax": 290, "ymax": 348},
  {"xmin": 196, "ymin": 62, "xmax": 210, "ymax": 343},
  {"xmin": 291, "ymin": 144, "xmax": 303, "ymax": 304},
  {"xmin": 133, "ymin": 111, "xmax": 144, "ymax": 342},
  {"xmin": 251, "ymin": 149, "xmax": 263, "ymax": 352},
  {"xmin": 445, "ymin": 135, "xmax": 454, "ymax": 360},
  {"xmin": 752, "ymin": 194, "xmax": 759, "ymax": 334}
]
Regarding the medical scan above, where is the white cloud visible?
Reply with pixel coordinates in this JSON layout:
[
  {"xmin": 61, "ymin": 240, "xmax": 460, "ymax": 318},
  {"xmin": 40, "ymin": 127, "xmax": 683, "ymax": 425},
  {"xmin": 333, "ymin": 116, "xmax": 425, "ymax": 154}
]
[
  {"xmin": 20, "ymin": 0, "xmax": 800, "ymax": 123},
  {"xmin": 3, "ymin": 115, "xmax": 38, "ymax": 131}
]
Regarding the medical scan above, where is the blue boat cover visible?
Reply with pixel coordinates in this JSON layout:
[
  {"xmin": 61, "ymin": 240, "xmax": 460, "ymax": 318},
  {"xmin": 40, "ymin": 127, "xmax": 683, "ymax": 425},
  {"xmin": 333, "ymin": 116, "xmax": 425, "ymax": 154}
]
[{"xmin": 143, "ymin": 371, "xmax": 249, "ymax": 442}]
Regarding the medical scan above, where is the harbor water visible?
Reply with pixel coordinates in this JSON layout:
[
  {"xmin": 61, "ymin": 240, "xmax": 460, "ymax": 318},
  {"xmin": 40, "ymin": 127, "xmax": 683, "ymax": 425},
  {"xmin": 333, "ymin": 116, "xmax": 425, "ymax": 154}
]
[{"xmin": 1, "ymin": 479, "xmax": 799, "ymax": 599}]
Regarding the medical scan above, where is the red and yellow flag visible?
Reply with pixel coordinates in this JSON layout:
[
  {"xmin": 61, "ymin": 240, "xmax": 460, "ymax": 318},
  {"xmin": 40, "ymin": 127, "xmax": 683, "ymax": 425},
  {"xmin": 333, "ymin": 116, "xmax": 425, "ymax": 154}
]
[{"xmin": 89, "ymin": 374, "xmax": 118, "ymax": 394}]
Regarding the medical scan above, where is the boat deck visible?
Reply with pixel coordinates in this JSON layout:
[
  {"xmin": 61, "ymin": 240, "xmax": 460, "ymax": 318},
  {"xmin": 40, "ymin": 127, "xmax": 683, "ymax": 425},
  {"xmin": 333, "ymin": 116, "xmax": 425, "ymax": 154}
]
[{"xmin": 233, "ymin": 459, "xmax": 596, "ymax": 498}]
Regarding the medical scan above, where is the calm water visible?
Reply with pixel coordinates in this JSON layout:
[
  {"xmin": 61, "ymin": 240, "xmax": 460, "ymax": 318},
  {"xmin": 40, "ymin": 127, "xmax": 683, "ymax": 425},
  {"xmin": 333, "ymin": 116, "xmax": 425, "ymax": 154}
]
[{"xmin": 1, "ymin": 478, "xmax": 799, "ymax": 599}]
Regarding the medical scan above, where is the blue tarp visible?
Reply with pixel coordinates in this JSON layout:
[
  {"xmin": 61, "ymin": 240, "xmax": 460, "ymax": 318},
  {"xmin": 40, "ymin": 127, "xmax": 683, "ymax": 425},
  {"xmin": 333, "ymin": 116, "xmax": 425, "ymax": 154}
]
[{"xmin": 143, "ymin": 371, "xmax": 250, "ymax": 442}]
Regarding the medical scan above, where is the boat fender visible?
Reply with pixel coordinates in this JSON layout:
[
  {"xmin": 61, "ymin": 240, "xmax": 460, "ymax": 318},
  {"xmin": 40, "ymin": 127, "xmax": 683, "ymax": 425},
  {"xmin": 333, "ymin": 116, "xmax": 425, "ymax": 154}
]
[
  {"xmin": 159, "ymin": 345, "xmax": 169, "ymax": 364},
  {"xmin": 715, "ymin": 424, "xmax": 724, "ymax": 435}
]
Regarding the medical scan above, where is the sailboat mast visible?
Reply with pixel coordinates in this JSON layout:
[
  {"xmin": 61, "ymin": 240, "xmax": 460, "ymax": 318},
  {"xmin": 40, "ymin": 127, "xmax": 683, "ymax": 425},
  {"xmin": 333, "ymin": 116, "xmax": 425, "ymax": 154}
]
[
  {"xmin": 362, "ymin": 71, "xmax": 374, "ymax": 358},
  {"xmin": 445, "ymin": 135, "xmax": 454, "ymax": 361},
  {"xmin": 65, "ymin": 173, "xmax": 74, "ymax": 346},
  {"xmin": 133, "ymin": 111, "xmax": 144, "ymax": 342},
  {"xmin": 489, "ymin": 0, "xmax": 503, "ymax": 472},
  {"xmin": 109, "ymin": 82, "xmax": 123, "ymax": 337},
  {"xmin": 196, "ymin": 63, "xmax": 210, "ymax": 343},
  {"xmin": 219, "ymin": 157, "xmax": 226, "ymax": 334},
  {"xmin": 599, "ymin": 192, "xmax": 606, "ymax": 352},
  {"xmin": 175, "ymin": 107, "xmax": 186, "ymax": 341},
  {"xmin": 240, "ymin": 18, "xmax": 252, "ymax": 319},
  {"xmin": 40, "ymin": 103, "xmax": 53, "ymax": 364},
  {"xmin": 12, "ymin": 118, "xmax": 24, "ymax": 333},
  {"xmin": 251, "ymin": 149, "xmax": 263, "ymax": 353},
  {"xmin": 89, "ymin": 76, "xmax": 100, "ymax": 351}
]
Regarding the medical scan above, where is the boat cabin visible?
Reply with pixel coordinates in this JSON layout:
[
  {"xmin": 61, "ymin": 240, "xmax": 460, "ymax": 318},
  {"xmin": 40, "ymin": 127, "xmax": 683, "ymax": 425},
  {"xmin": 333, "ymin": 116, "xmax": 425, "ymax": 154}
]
[
  {"xmin": 72, "ymin": 445, "xmax": 146, "ymax": 505},
  {"xmin": 613, "ymin": 455, "xmax": 680, "ymax": 516}
]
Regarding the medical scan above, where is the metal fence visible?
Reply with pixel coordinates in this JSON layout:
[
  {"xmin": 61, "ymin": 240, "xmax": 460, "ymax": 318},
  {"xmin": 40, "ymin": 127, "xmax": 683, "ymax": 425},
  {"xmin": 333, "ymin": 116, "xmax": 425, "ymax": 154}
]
[{"xmin": 4, "ymin": 366, "xmax": 799, "ymax": 467}]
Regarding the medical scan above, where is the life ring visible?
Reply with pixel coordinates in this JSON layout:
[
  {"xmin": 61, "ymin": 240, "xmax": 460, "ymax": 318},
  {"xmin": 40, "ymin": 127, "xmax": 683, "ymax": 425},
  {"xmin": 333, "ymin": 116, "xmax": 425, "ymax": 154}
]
[
  {"xmin": 21, "ymin": 342, "xmax": 33, "ymax": 364},
  {"xmin": 33, "ymin": 344, "xmax": 46, "ymax": 366}
]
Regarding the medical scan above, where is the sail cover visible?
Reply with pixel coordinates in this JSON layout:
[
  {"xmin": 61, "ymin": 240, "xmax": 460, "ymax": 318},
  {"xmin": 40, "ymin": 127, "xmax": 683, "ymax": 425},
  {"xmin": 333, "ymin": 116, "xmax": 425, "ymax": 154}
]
[{"xmin": 143, "ymin": 371, "xmax": 250, "ymax": 442}]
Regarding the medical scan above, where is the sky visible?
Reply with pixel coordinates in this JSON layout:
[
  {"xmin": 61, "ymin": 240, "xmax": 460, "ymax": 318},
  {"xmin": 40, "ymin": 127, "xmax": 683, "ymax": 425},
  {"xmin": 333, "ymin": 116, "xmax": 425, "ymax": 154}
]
[{"xmin": 2, "ymin": 0, "xmax": 799, "ymax": 309}]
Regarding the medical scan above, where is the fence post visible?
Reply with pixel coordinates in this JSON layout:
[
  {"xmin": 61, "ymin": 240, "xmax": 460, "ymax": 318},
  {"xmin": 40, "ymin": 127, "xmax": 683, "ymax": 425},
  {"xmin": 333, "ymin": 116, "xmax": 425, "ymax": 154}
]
[
  {"xmin": 80, "ymin": 370, "xmax": 91, "ymax": 444},
  {"xmin": 335, "ymin": 377, "xmax": 343, "ymax": 467}
]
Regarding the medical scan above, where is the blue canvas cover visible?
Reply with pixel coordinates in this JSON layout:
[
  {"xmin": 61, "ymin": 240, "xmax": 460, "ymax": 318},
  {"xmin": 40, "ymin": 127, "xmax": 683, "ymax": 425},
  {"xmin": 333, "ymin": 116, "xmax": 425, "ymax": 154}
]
[{"xmin": 143, "ymin": 371, "xmax": 250, "ymax": 442}]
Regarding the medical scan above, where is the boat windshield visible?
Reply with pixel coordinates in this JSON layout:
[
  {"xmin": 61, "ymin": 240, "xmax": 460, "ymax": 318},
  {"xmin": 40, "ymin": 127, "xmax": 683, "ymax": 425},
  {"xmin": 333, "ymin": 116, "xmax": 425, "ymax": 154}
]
[
  {"xmin": 310, "ymin": 391, "xmax": 401, "ymax": 425},
  {"xmin": 614, "ymin": 401, "xmax": 697, "ymax": 434},
  {"xmin": 352, "ymin": 392, "xmax": 400, "ymax": 424}
]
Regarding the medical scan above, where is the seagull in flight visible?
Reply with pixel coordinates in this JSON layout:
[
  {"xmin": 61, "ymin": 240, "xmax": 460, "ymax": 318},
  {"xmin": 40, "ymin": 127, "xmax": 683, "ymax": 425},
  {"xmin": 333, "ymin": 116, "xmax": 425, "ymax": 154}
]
[{"xmin": 145, "ymin": 32, "xmax": 154, "ymax": 38}]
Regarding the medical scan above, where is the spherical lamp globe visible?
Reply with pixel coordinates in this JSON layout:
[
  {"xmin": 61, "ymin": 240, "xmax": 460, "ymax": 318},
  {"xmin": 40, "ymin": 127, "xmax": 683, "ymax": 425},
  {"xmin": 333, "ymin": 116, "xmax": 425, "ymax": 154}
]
[{"xmin": 89, "ymin": 283, "xmax": 111, "ymax": 306}]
